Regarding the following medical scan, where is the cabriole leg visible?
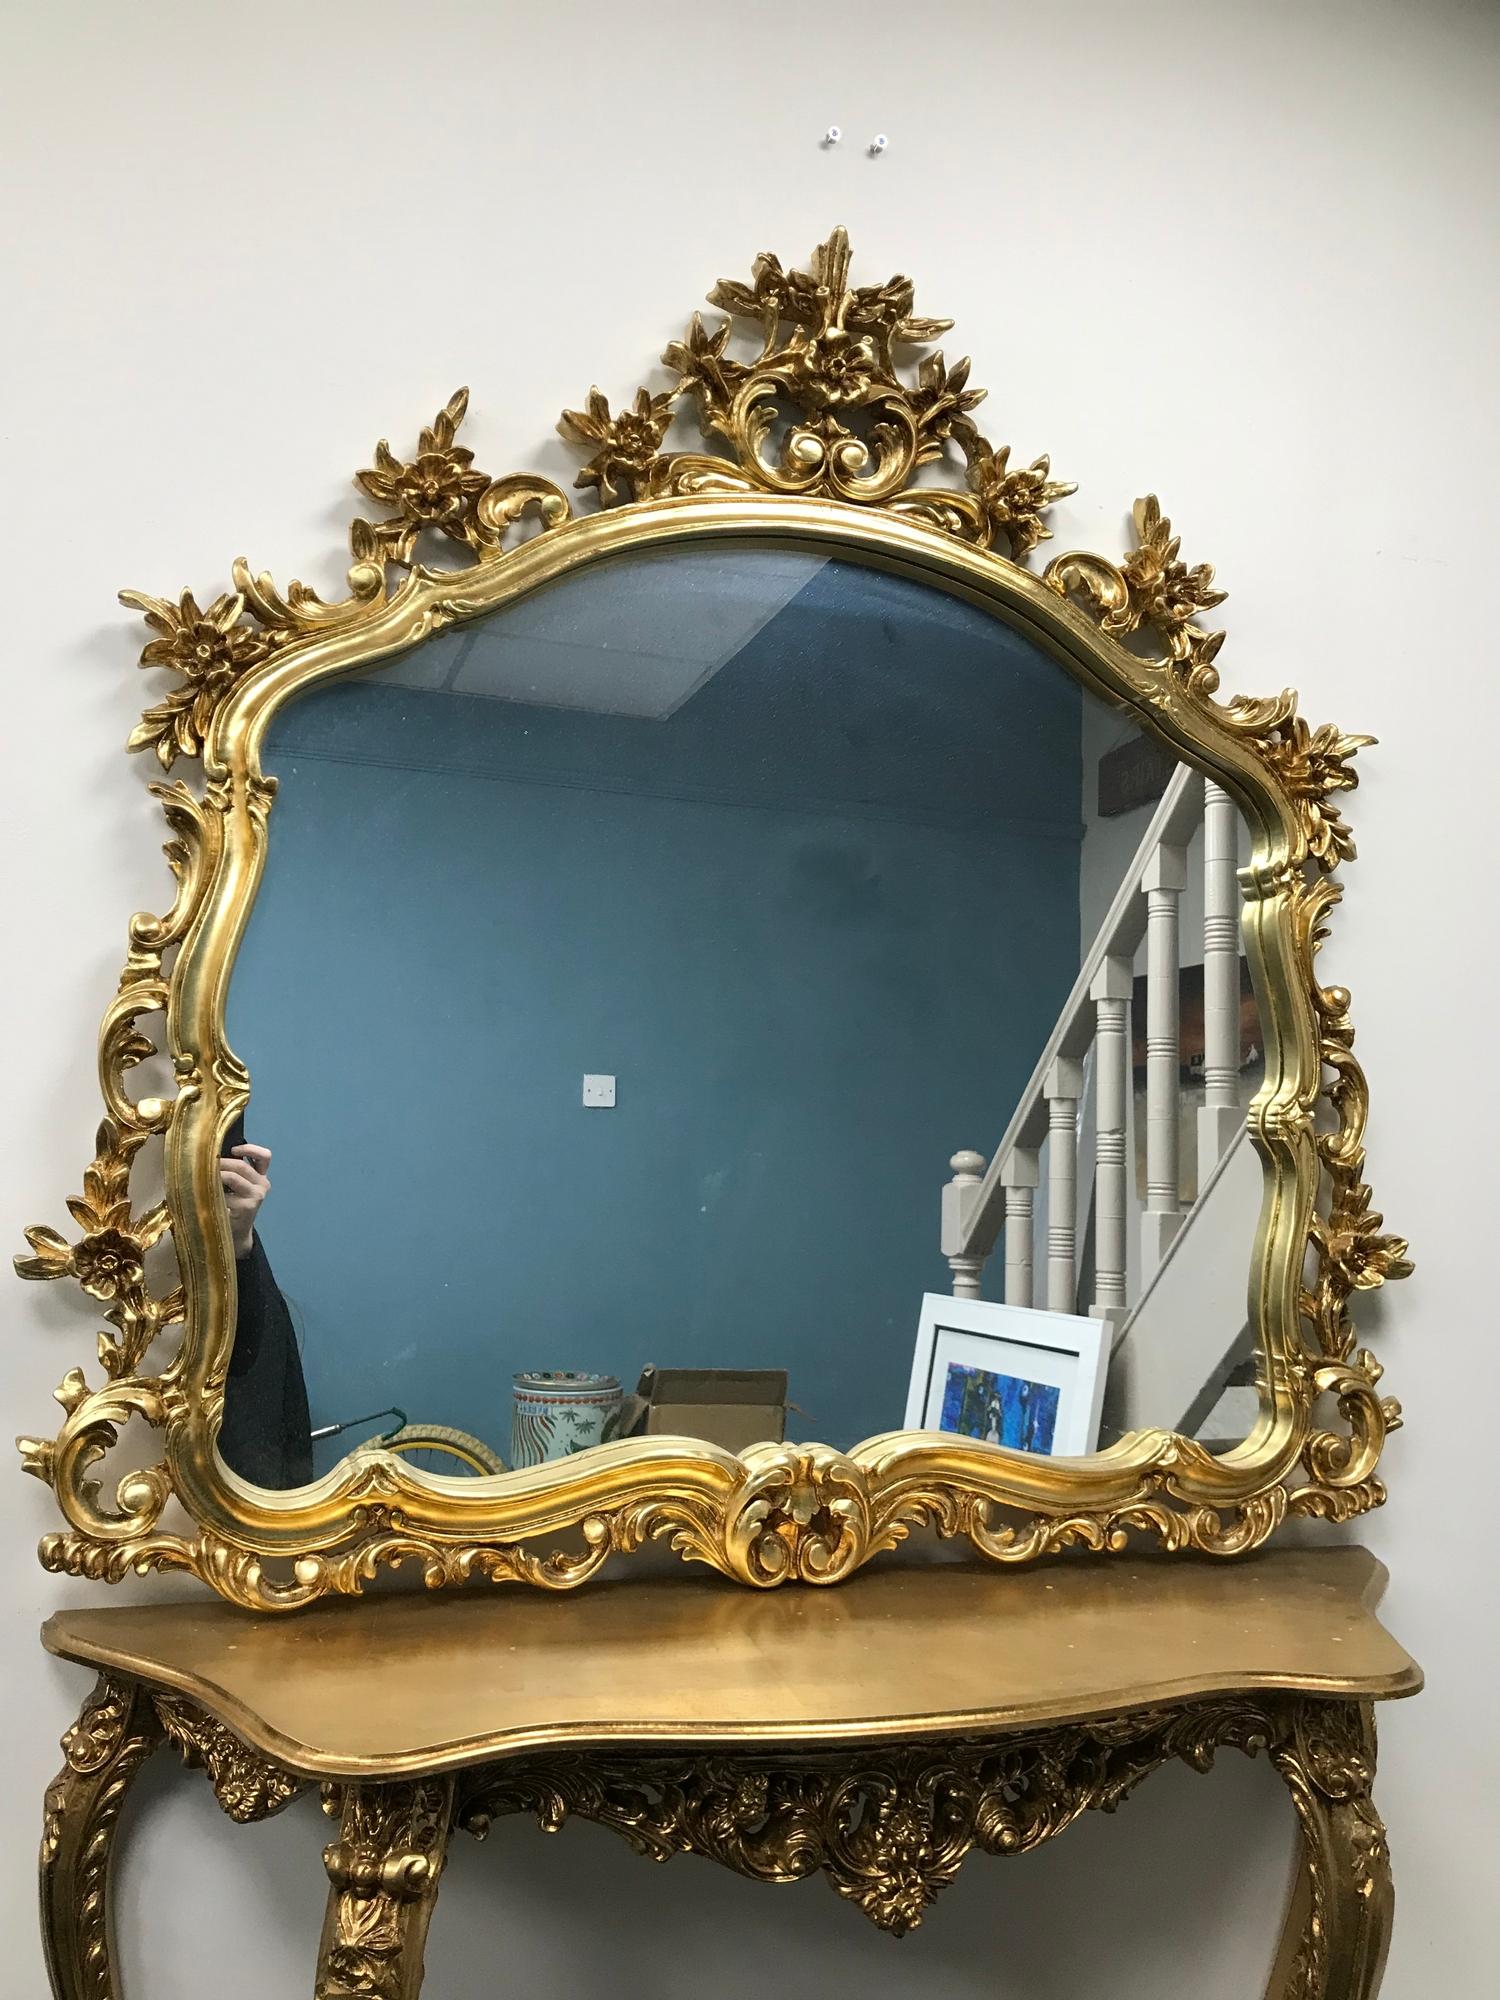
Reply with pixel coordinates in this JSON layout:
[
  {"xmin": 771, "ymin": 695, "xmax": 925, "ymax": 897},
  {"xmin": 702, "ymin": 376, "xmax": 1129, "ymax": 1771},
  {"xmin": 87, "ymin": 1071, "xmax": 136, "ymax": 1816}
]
[
  {"xmin": 316, "ymin": 1777, "xmax": 456, "ymax": 2000},
  {"xmin": 40, "ymin": 1673, "xmax": 163, "ymax": 2000},
  {"xmin": 1265, "ymin": 1698, "xmax": 1393, "ymax": 2000}
]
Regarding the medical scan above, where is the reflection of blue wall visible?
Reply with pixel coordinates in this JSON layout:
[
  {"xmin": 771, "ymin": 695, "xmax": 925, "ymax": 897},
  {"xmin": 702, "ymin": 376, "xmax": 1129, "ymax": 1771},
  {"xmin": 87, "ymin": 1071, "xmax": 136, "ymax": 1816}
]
[{"xmin": 228, "ymin": 558, "xmax": 1082, "ymax": 1463}]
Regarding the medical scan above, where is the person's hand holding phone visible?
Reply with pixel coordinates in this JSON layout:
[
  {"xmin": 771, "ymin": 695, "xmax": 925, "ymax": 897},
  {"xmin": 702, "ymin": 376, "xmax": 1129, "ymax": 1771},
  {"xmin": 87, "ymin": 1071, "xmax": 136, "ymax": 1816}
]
[{"xmin": 220, "ymin": 1142, "xmax": 272, "ymax": 1258}]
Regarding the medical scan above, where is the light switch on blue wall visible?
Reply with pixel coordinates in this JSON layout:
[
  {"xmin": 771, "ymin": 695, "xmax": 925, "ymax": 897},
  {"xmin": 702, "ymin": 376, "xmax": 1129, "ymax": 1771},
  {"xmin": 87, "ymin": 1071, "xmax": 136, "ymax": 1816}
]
[{"xmin": 582, "ymin": 1074, "xmax": 617, "ymax": 1108}]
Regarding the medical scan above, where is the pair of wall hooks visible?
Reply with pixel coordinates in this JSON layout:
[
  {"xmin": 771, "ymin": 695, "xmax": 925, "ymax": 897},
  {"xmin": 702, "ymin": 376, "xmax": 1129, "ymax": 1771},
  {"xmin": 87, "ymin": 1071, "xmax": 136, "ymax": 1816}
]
[{"xmin": 823, "ymin": 128, "xmax": 887, "ymax": 153}]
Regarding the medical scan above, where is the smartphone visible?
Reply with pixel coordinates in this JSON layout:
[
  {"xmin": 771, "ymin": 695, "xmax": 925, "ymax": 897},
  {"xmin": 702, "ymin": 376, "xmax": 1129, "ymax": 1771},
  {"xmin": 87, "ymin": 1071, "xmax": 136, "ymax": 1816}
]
[{"xmin": 223, "ymin": 1112, "xmax": 247, "ymax": 1158}]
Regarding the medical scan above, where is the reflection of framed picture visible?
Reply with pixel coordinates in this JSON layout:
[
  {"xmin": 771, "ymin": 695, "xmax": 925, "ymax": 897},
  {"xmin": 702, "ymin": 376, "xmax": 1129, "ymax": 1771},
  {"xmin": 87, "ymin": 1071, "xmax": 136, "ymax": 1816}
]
[{"xmin": 904, "ymin": 1296, "xmax": 1110, "ymax": 1457}]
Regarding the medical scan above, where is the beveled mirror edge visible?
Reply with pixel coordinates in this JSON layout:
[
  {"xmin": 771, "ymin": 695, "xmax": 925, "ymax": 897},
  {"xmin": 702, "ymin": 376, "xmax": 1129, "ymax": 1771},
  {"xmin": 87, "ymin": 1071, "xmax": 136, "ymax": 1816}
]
[{"xmin": 14, "ymin": 228, "xmax": 1411, "ymax": 1609}]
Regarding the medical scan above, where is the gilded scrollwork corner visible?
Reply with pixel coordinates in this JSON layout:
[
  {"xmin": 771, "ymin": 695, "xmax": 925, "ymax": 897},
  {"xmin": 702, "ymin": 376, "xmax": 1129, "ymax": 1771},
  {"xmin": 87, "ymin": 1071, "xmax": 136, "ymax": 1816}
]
[
  {"xmin": 557, "ymin": 225, "xmax": 1075, "ymax": 554},
  {"xmin": 1051, "ymin": 493, "xmax": 1381, "ymax": 876},
  {"xmin": 14, "ymin": 1104, "xmax": 182, "ymax": 1547},
  {"xmin": 1044, "ymin": 479, "xmax": 1407, "ymax": 1534},
  {"xmin": 152, "ymin": 1691, "xmax": 307, "ymax": 1821},
  {"xmin": 122, "ymin": 375, "xmax": 584, "ymax": 783}
]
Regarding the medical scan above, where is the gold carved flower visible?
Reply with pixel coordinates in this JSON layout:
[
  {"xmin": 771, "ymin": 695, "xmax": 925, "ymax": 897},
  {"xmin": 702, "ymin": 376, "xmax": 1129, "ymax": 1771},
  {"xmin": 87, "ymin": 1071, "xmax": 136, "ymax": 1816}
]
[
  {"xmin": 356, "ymin": 389, "xmax": 490, "ymax": 563},
  {"xmin": 972, "ymin": 446, "xmax": 1076, "ymax": 556},
  {"xmin": 1269, "ymin": 717, "xmax": 1376, "ymax": 867},
  {"xmin": 861, "ymin": 1815, "xmax": 938, "ymax": 1933},
  {"xmin": 661, "ymin": 312, "xmax": 746, "ymax": 434},
  {"xmin": 16, "ymin": 1117, "xmax": 167, "ymax": 1317},
  {"xmin": 558, "ymin": 386, "xmax": 676, "ymax": 503},
  {"xmin": 1324, "ymin": 1198, "xmax": 1413, "ymax": 1294},
  {"xmin": 374, "ymin": 449, "xmax": 481, "ymax": 529},
  {"xmin": 65, "ymin": 1227, "xmax": 146, "ymax": 1303},
  {"xmin": 908, "ymin": 351, "xmax": 986, "ymax": 445},
  {"xmin": 138, "ymin": 589, "xmax": 266, "ymax": 687},
  {"xmin": 121, "ymin": 588, "xmax": 273, "ymax": 769},
  {"xmin": 709, "ymin": 249, "xmax": 809, "ymax": 336},
  {"xmin": 1118, "ymin": 495, "xmax": 1227, "ymax": 656},
  {"xmin": 794, "ymin": 329, "xmax": 878, "ymax": 411}
]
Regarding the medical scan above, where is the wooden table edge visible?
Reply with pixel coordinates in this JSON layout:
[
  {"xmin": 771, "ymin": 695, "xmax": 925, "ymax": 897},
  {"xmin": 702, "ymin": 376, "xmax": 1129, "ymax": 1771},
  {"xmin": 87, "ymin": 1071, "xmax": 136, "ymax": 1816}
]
[{"xmin": 41, "ymin": 1613, "xmax": 1424, "ymax": 1782}]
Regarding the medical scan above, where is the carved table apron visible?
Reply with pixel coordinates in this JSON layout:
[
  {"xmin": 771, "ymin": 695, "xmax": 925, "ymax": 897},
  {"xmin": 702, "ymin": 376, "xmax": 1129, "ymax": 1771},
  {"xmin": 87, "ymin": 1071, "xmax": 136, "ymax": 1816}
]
[{"xmin": 38, "ymin": 1547, "xmax": 1421, "ymax": 1999}]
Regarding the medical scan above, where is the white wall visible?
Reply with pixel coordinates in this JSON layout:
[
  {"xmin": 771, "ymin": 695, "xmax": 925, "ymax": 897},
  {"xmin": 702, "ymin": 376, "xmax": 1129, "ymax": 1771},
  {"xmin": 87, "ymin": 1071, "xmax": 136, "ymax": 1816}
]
[{"xmin": 2, "ymin": 3, "xmax": 1495, "ymax": 1994}]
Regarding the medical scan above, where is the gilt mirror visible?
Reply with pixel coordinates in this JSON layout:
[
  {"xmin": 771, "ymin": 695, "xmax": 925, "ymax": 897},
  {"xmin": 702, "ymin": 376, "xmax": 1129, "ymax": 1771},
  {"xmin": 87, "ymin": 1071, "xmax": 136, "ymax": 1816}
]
[{"xmin": 17, "ymin": 230, "xmax": 1409, "ymax": 1608}]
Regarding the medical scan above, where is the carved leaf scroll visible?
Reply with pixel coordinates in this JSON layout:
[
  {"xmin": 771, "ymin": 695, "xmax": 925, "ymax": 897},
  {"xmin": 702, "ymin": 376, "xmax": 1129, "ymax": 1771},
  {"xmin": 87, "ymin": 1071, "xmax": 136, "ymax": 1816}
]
[{"xmin": 454, "ymin": 1695, "xmax": 1382, "ymax": 1943}]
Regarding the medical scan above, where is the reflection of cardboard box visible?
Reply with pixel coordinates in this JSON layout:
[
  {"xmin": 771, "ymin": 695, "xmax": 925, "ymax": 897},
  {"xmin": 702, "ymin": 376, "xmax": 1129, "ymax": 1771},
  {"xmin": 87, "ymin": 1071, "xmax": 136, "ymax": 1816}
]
[{"xmin": 621, "ymin": 1367, "xmax": 787, "ymax": 1453}]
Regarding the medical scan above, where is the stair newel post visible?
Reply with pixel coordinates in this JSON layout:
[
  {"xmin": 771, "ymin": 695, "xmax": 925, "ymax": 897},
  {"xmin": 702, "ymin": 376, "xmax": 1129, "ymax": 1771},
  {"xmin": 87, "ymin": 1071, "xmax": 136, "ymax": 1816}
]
[
  {"xmin": 1089, "ymin": 956, "xmax": 1133, "ymax": 1316},
  {"xmin": 1044, "ymin": 1057, "xmax": 1084, "ymax": 1312},
  {"xmin": 941, "ymin": 1150, "xmax": 989, "ymax": 1299},
  {"xmin": 1199, "ymin": 780, "xmax": 1243, "ymax": 1186},
  {"xmin": 1141, "ymin": 841, "xmax": 1188, "ymax": 1275},
  {"xmin": 1000, "ymin": 1148, "xmax": 1039, "ymax": 1307}
]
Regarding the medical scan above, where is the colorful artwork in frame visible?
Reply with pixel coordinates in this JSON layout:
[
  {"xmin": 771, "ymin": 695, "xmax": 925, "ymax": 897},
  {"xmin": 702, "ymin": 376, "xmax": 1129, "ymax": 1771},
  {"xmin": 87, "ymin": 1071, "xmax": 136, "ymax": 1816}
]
[
  {"xmin": 938, "ymin": 1362, "xmax": 1062, "ymax": 1452},
  {"xmin": 904, "ymin": 1295, "xmax": 1110, "ymax": 1457}
]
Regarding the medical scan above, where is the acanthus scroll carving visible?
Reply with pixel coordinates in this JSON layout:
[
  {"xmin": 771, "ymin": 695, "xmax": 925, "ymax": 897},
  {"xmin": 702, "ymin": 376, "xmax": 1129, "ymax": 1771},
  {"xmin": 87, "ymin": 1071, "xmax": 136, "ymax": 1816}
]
[
  {"xmin": 152, "ymin": 1692, "xmax": 306, "ymax": 1822},
  {"xmin": 40, "ymin": 1675, "xmax": 164, "ymax": 2000},
  {"xmin": 454, "ymin": 1695, "xmax": 1377, "ymax": 1941},
  {"xmin": 318, "ymin": 1780, "xmax": 455, "ymax": 2000},
  {"xmin": 1272, "ymin": 1700, "xmax": 1392, "ymax": 1997},
  {"xmin": 560, "ymin": 225, "xmax": 1074, "ymax": 551},
  {"xmin": 37, "ymin": 1679, "xmax": 1394, "ymax": 1999}
]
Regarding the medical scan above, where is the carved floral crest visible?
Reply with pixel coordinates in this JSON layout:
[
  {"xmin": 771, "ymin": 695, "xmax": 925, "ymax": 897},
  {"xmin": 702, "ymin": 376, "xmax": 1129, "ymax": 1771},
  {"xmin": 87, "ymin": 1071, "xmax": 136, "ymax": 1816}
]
[{"xmin": 13, "ymin": 229, "xmax": 1408, "ymax": 1610}]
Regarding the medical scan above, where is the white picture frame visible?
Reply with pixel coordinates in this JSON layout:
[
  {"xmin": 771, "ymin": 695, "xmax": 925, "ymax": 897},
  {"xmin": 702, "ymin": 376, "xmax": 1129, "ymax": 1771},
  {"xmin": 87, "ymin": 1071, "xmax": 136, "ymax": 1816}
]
[{"xmin": 904, "ymin": 1295, "xmax": 1110, "ymax": 1458}]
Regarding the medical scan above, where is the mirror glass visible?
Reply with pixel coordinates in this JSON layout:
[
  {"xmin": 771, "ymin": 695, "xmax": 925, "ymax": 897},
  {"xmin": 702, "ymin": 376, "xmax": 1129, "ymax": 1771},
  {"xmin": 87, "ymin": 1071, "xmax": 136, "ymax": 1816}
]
[{"xmin": 222, "ymin": 545, "xmax": 1262, "ymax": 1490}]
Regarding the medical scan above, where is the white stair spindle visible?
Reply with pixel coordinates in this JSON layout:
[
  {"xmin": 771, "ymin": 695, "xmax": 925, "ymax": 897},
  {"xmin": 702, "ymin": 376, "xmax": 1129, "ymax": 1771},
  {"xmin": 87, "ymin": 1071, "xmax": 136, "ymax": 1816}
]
[
  {"xmin": 1044, "ymin": 1057, "xmax": 1084, "ymax": 1311},
  {"xmin": 941, "ymin": 1150, "xmax": 989, "ymax": 1298},
  {"xmin": 1199, "ymin": 781, "xmax": 1243, "ymax": 1185},
  {"xmin": 940, "ymin": 768, "xmax": 1199, "ymax": 1291},
  {"xmin": 1089, "ymin": 957, "xmax": 1132, "ymax": 1314},
  {"xmin": 1141, "ymin": 842, "xmax": 1188, "ymax": 1274},
  {"xmin": 1001, "ymin": 1148, "xmax": 1039, "ymax": 1307}
]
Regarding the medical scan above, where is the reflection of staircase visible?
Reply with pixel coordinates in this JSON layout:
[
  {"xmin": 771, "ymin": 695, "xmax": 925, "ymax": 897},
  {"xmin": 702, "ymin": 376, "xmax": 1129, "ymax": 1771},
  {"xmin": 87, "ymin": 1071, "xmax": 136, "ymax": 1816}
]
[{"xmin": 941, "ymin": 768, "xmax": 1258, "ymax": 1442}]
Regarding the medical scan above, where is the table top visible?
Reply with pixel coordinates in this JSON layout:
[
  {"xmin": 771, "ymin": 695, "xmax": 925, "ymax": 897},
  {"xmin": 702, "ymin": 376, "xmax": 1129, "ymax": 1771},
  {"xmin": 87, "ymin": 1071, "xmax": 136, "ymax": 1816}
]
[{"xmin": 42, "ymin": 1546, "xmax": 1420, "ymax": 1781}]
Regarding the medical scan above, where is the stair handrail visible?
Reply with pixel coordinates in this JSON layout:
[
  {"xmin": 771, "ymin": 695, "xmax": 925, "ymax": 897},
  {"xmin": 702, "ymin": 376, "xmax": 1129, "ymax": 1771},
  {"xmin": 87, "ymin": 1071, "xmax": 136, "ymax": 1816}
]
[{"xmin": 950, "ymin": 764, "xmax": 1206, "ymax": 1267}]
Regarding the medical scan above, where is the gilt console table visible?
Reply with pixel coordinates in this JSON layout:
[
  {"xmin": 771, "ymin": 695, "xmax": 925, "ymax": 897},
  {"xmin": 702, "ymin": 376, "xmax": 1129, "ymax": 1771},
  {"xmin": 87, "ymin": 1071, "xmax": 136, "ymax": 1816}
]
[{"xmin": 38, "ymin": 1546, "xmax": 1419, "ymax": 1999}]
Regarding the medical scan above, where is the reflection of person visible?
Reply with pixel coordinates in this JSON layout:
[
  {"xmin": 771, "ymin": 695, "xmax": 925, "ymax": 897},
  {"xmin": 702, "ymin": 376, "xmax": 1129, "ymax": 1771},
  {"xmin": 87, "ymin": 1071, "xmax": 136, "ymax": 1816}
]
[{"xmin": 219, "ymin": 1131, "xmax": 314, "ymax": 1489}]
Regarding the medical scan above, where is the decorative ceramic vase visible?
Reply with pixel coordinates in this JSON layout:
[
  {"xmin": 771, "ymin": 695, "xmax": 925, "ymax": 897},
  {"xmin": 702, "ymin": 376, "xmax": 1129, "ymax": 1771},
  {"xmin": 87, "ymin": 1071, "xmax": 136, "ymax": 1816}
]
[{"xmin": 510, "ymin": 1371, "xmax": 622, "ymax": 1468}]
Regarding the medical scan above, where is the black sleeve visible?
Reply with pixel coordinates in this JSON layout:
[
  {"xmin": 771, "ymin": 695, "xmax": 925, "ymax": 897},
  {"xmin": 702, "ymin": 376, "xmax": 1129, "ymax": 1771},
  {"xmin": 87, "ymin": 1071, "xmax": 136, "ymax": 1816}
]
[{"xmin": 219, "ymin": 1236, "xmax": 314, "ymax": 1490}]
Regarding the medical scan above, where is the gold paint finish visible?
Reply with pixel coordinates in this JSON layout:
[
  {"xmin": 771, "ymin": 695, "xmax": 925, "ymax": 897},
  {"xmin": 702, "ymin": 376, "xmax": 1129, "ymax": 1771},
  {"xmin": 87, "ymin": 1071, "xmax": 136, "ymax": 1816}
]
[
  {"xmin": 40, "ymin": 1675, "xmax": 163, "ymax": 2000},
  {"xmin": 454, "ymin": 1698, "xmax": 1391, "ymax": 1959},
  {"xmin": 317, "ymin": 1778, "xmax": 455, "ymax": 2000},
  {"xmin": 38, "ymin": 1549, "xmax": 1415, "ymax": 1988},
  {"xmin": 42, "ymin": 1548, "xmax": 1419, "ymax": 1776},
  {"xmin": 41, "ymin": 1690, "xmax": 1398, "ymax": 1991},
  {"xmin": 15, "ymin": 229, "xmax": 1410, "ymax": 1606}
]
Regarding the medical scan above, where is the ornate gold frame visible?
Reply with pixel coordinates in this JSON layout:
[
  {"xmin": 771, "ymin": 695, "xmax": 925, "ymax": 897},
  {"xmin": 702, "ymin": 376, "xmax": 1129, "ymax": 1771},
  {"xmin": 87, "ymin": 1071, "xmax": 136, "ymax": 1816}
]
[
  {"xmin": 43, "ymin": 1674, "xmax": 1395, "ymax": 1994},
  {"xmin": 15, "ymin": 229, "xmax": 1410, "ymax": 1609}
]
